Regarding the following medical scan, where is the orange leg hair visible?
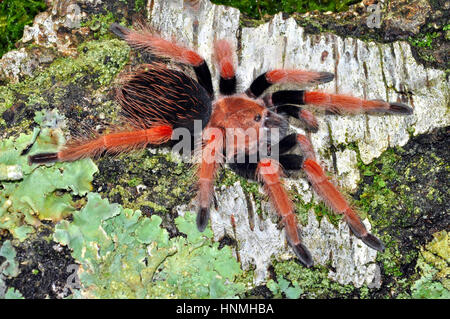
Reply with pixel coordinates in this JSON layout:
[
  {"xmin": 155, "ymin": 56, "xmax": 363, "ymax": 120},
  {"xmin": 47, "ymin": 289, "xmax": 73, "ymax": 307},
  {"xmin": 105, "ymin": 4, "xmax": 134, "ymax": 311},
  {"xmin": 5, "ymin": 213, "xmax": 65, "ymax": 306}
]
[
  {"xmin": 304, "ymin": 91, "xmax": 413, "ymax": 114},
  {"xmin": 196, "ymin": 127, "xmax": 224, "ymax": 231},
  {"xmin": 214, "ymin": 39, "xmax": 235, "ymax": 79},
  {"xmin": 296, "ymin": 134, "xmax": 385, "ymax": 251},
  {"xmin": 29, "ymin": 125, "xmax": 173, "ymax": 164},
  {"xmin": 257, "ymin": 158, "xmax": 313, "ymax": 267}
]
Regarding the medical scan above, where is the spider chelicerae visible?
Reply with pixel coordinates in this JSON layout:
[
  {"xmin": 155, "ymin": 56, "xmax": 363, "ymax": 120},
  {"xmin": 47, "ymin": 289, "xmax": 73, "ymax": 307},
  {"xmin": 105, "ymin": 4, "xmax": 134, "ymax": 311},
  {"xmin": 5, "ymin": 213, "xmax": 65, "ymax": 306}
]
[{"xmin": 30, "ymin": 23, "xmax": 413, "ymax": 267}]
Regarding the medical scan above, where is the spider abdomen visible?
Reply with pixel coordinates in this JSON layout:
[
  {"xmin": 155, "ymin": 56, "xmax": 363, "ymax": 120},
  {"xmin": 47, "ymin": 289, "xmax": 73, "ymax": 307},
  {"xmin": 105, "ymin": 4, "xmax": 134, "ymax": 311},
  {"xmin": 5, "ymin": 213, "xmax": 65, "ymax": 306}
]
[{"xmin": 117, "ymin": 64, "xmax": 212, "ymax": 133}]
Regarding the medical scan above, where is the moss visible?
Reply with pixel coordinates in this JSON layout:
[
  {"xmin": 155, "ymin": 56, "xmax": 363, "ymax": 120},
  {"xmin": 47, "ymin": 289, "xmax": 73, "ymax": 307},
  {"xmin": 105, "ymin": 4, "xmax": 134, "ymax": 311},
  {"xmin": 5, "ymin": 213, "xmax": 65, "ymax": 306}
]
[
  {"xmin": 211, "ymin": 0, "xmax": 360, "ymax": 20},
  {"xmin": 0, "ymin": 0, "xmax": 47, "ymax": 57},
  {"xmin": 354, "ymin": 127, "xmax": 449, "ymax": 298},
  {"xmin": 0, "ymin": 38, "xmax": 130, "ymax": 128},
  {"xmin": 93, "ymin": 151, "xmax": 195, "ymax": 216},
  {"xmin": 409, "ymin": 32, "xmax": 440, "ymax": 49},
  {"xmin": 271, "ymin": 260, "xmax": 357, "ymax": 298},
  {"xmin": 82, "ymin": 12, "xmax": 128, "ymax": 40}
]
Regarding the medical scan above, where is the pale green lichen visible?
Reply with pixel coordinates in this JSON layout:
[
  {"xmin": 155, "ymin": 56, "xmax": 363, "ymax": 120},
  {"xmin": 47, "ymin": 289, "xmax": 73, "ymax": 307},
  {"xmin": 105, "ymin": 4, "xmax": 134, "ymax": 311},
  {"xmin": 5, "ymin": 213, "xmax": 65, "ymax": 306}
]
[
  {"xmin": 0, "ymin": 240, "xmax": 23, "ymax": 299},
  {"xmin": 53, "ymin": 193, "xmax": 245, "ymax": 298},
  {"xmin": 0, "ymin": 111, "xmax": 98, "ymax": 241},
  {"xmin": 271, "ymin": 259, "xmax": 356, "ymax": 298},
  {"xmin": 411, "ymin": 231, "xmax": 449, "ymax": 298},
  {"xmin": 267, "ymin": 276, "xmax": 302, "ymax": 299}
]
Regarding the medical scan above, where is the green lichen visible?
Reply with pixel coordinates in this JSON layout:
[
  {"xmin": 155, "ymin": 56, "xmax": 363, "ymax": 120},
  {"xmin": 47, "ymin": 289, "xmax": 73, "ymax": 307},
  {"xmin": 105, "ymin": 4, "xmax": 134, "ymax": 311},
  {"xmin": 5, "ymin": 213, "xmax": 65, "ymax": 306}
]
[
  {"xmin": 95, "ymin": 150, "xmax": 195, "ymax": 214},
  {"xmin": 271, "ymin": 259, "xmax": 356, "ymax": 298},
  {"xmin": 0, "ymin": 240, "xmax": 23, "ymax": 299},
  {"xmin": 0, "ymin": 38, "xmax": 130, "ymax": 122},
  {"xmin": 410, "ymin": 230, "xmax": 449, "ymax": 298},
  {"xmin": 0, "ymin": 112, "xmax": 98, "ymax": 241},
  {"xmin": 267, "ymin": 276, "xmax": 302, "ymax": 299},
  {"xmin": 54, "ymin": 193, "xmax": 244, "ymax": 298},
  {"xmin": 0, "ymin": 240, "xmax": 19, "ymax": 277}
]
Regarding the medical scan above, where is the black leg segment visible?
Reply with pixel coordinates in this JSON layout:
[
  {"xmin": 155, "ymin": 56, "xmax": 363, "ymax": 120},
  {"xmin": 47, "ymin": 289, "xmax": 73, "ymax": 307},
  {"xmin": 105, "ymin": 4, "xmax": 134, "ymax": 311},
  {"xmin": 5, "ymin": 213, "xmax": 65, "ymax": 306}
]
[
  {"xmin": 245, "ymin": 72, "xmax": 271, "ymax": 98},
  {"xmin": 219, "ymin": 76, "xmax": 237, "ymax": 95},
  {"xmin": 193, "ymin": 61, "xmax": 214, "ymax": 97}
]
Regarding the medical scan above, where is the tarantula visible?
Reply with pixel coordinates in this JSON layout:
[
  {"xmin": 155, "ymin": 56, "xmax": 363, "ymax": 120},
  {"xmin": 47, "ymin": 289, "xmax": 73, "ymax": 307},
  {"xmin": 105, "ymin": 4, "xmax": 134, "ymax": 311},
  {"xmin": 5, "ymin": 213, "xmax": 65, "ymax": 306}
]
[{"xmin": 29, "ymin": 23, "xmax": 413, "ymax": 267}]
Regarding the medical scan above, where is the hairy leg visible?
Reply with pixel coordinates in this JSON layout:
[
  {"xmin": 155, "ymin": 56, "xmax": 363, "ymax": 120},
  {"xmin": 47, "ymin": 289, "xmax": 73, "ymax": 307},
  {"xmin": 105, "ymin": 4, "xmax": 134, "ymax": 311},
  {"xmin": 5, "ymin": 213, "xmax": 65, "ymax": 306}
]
[
  {"xmin": 296, "ymin": 134, "xmax": 385, "ymax": 251},
  {"xmin": 264, "ymin": 89, "xmax": 412, "ymax": 115},
  {"xmin": 110, "ymin": 23, "xmax": 214, "ymax": 97},
  {"xmin": 29, "ymin": 125, "xmax": 173, "ymax": 164},
  {"xmin": 214, "ymin": 39, "xmax": 237, "ymax": 95},
  {"xmin": 196, "ymin": 127, "xmax": 224, "ymax": 231},
  {"xmin": 257, "ymin": 158, "xmax": 313, "ymax": 267},
  {"xmin": 245, "ymin": 69, "xmax": 334, "ymax": 98}
]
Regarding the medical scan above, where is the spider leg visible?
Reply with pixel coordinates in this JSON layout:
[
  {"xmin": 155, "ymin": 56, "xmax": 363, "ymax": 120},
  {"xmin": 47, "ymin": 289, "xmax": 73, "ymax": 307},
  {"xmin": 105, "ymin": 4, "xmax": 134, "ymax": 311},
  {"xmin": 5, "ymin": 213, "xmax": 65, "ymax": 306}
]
[
  {"xmin": 29, "ymin": 125, "xmax": 173, "ymax": 164},
  {"xmin": 196, "ymin": 127, "xmax": 224, "ymax": 231},
  {"xmin": 245, "ymin": 69, "xmax": 334, "ymax": 98},
  {"xmin": 257, "ymin": 158, "xmax": 313, "ymax": 267},
  {"xmin": 264, "ymin": 91, "xmax": 319, "ymax": 132},
  {"xmin": 214, "ymin": 39, "xmax": 236, "ymax": 96},
  {"xmin": 110, "ymin": 23, "xmax": 214, "ymax": 97},
  {"xmin": 271, "ymin": 90, "xmax": 413, "ymax": 115},
  {"xmin": 296, "ymin": 134, "xmax": 385, "ymax": 251}
]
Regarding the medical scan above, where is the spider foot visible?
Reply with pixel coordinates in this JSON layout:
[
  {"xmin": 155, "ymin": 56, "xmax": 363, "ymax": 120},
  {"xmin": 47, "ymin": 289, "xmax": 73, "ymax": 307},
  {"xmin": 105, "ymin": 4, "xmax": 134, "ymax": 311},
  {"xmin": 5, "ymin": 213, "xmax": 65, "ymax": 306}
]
[
  {"xmin": 109, "ymin": 23, "xmax": 129, "ymax": 40},
  {"xmin": 347, "ymin": 221, "xmax": 385, "ymax": 252},
  {"xmin": 386, "ymin": 102, "xmax": 414, "ymax": 115},
  {"xmin": 196, "ymin": 207, "xmax": 210, "ymax": 232},
  {"xmin": 291, "ymin": 242, "xmax": 314, "ymax": 268},
  {"xmin": 28, "ymin": 152, "xmax": 58, "ymax": 165},
  {"xmin": 316, "ymin": 72, "xmax": 335, "ymax": 84},
  {"xmin": 360, "ymin": 233, "xmax": 385, "ymax": 252}
]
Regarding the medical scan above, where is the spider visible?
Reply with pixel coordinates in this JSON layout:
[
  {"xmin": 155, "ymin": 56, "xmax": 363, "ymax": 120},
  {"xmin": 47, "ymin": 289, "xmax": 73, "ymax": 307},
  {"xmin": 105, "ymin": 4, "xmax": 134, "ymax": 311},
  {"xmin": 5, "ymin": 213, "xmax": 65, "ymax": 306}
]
[{"xmin": 29, "ymin": 23, "xmax": 413, "ymax": 267}]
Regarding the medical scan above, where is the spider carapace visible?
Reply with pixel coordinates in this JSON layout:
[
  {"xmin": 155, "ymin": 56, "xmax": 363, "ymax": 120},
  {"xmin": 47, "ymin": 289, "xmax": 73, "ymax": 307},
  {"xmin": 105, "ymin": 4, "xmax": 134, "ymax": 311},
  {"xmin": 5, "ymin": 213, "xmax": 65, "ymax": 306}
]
[{"xmin": 29, "ymin": 23, "xmax": 413, "ymax": 267}]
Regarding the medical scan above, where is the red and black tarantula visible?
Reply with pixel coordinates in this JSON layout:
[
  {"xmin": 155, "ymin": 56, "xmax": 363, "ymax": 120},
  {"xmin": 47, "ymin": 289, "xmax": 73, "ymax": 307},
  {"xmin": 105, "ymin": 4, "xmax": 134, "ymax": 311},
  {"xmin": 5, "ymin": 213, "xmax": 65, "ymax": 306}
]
[{"xmin": 29, "ymin": 23, "xmax": 413, "ymax": 267}]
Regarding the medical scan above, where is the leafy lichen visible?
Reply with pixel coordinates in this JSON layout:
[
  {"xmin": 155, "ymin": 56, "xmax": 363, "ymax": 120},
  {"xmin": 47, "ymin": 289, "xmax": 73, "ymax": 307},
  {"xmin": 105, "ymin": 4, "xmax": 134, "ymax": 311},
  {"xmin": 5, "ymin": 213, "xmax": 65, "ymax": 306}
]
[
  {"xmin": 0, "ymin": 111, "xmax": 98, "ymax": 241},
  {"xmin": 54, "ymin": 193, "xmax": 244, "ymax": 298},
  {"xmin": 270, "ymin": 259, "xmax": 356, "ymax": 298},
  {"xmin": 410, "ymin": 231, "xmax": 449, "ymax": 298},
  {"xmin": 0, "ymin": 240, "xmax": 23, "ymax": 299}
]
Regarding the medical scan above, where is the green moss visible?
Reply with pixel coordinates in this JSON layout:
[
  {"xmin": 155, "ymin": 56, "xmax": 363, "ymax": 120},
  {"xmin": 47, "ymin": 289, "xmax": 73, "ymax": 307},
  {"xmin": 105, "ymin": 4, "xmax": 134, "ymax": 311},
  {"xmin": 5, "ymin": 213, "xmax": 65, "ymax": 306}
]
[
  {"xmin": 0, "ymin": 38, "xmax": 130, "ymax": 123},
  {"xmin": 95, "ymin": 151, "xmax": 194, "ymax": 214},
  {"xmin": 0, "ymin": 0, "xmax": 47, "ymax": 57},
  {"xmin": 409, "ymin": 32, "xmax": 440, "ymax": 49},
  {"xmin": 353, "ymin": 128, "xmax": 449, "ymax": 298},
  {"xmin": 271, "ymin": 259, "xmax": 356, "ymax": 298},
  {"xmin": 212, "ymin": 0, "xmax": 360, "ymax": 19},
  {"xmin": 54, "ymin": 193, "xmax": 245, "ymax": 298},
  {"xmin": 82, "ymin": 13, "xmax": 128, "ymax": 40}
]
